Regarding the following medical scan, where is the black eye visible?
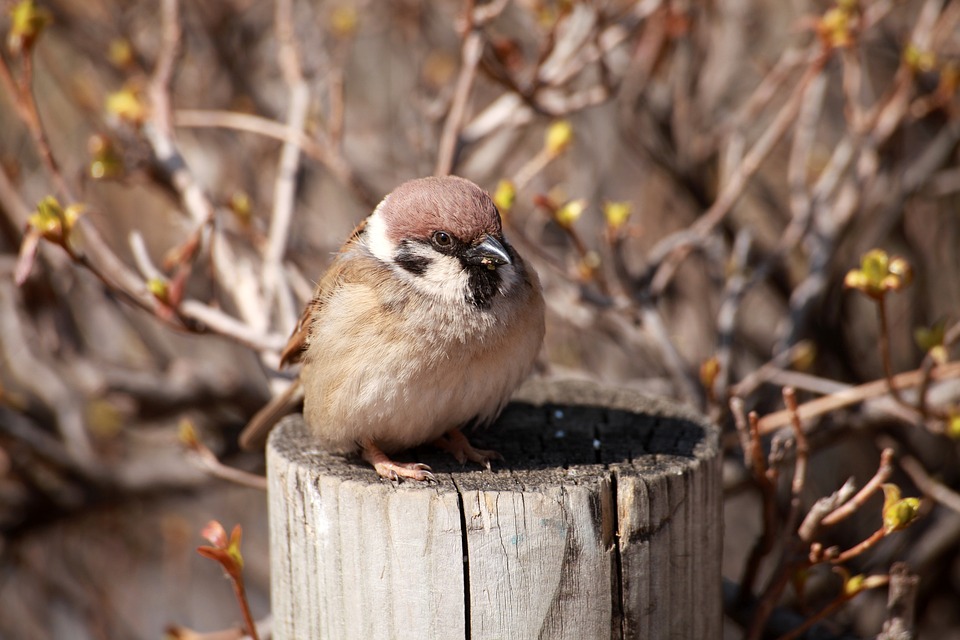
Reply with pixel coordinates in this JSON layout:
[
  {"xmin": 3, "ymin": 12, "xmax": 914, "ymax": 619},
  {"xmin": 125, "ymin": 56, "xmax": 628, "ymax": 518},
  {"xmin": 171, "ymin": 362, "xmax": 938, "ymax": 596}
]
[{"xmin": 432, "ymin": 231, "xmax": 453, "ymax": 247}]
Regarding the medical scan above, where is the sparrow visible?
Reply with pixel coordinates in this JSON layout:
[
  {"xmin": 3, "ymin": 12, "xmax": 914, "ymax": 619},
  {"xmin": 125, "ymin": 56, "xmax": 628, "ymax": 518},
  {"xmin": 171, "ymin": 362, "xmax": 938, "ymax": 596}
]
[{"xmin": 240, "ymin": 176, "xmax": 545, "ymax": 481}]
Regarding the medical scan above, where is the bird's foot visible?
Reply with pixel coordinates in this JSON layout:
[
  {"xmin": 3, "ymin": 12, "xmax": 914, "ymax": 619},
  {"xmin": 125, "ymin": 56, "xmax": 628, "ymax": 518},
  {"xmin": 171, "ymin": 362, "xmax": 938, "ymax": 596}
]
[
  {"xmin": 361, "ymin": 440, "xmax": 435, "ymax": 482},
  {"xmin": 433, "ymin": 429, "xmax": 502, "ymax": 470}
]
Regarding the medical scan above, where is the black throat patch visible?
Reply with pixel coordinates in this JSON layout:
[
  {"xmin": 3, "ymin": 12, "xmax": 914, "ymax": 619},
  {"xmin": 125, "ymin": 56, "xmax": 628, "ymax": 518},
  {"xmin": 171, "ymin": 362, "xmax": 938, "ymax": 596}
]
[{"xmin": 465, "ymin": 266, "xmax": 501, "ymax": 310}]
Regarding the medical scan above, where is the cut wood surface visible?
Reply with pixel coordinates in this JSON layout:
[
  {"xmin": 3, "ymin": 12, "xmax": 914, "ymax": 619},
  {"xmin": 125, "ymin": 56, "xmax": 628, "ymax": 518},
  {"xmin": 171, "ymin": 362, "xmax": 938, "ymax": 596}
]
[{"xmin": 267, "ymin": 380, "xmax": 722, "ymax": 639}]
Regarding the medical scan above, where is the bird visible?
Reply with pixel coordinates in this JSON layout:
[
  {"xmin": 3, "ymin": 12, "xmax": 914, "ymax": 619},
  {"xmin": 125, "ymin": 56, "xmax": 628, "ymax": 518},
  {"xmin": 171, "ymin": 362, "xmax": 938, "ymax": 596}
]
[{"xmin": 240, "ymin": 176, "xmax": 545, "ymax": 481}]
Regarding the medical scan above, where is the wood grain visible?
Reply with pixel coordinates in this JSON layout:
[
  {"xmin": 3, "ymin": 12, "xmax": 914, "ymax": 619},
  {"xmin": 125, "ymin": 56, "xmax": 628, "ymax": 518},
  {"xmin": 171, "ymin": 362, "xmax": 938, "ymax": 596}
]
[{"xmin": 267, "ymin": 380, "xmax": 722, "ymax": 639}]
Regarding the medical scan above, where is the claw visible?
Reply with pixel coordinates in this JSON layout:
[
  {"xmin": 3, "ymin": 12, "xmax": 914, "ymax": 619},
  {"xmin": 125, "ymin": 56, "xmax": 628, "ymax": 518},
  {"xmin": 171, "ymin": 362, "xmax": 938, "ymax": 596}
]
[
  {"xmin": 433, "ymin": 429, "xmax": 502, "ymax": 470},
  {"xmin": 361, "ymin": 440, "xmax": 435, "ymax": 482}
]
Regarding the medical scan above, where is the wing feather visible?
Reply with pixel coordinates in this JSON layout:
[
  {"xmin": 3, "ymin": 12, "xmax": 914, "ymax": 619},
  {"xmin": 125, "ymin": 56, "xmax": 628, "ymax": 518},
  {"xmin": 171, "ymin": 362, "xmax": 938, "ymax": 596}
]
[{"xmin": 277, "ymin": 218, "xmax": 368, "ymax": 367}]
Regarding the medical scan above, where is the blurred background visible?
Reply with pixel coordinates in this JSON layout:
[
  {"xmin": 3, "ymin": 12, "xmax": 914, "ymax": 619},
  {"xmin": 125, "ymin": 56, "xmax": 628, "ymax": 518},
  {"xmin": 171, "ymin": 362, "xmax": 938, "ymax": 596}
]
[{"xmin": 1, "ymin": 0, "xmax": 959, "ymax": 638}]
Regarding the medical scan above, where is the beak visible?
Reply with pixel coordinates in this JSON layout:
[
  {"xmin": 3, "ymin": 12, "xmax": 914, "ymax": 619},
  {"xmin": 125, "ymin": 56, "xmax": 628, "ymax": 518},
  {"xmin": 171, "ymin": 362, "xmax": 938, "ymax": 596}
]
[{"xmin": 463, "ymin": 235, "xmax": 512, "ymax": 268}]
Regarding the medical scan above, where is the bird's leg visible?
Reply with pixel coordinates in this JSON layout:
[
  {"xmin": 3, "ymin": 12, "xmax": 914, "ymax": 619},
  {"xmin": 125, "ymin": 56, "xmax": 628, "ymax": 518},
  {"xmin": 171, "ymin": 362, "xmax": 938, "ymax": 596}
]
[
  {"xmin": 360, "ymin": 439, "xmax": 435, "ymax": 482},
  {"xmin": 433, "ymin": 428, "xmax": 502, "ymax": 470}
]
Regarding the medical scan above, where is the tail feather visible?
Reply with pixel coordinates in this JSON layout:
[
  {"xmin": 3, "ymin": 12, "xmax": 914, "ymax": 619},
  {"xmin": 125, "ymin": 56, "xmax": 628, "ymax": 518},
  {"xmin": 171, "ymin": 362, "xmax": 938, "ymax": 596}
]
[{"xmin": 239, "ymin": 380, "xmax": 305, "ymax": 450}]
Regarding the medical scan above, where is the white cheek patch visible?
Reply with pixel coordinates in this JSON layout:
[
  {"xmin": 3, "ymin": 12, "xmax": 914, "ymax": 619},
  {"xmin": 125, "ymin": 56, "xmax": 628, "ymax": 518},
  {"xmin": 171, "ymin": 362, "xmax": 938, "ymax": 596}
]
[
  {"xmin": 362, "ymin": 201, "xmax": 396, "ymax": 263},
  {"xmin": 422, "ymin": 254, "xmax": 473, "ymax": 305},
  {"xmin": 399, "ymin": 244, "xmax": 472, "ymax": 306}
]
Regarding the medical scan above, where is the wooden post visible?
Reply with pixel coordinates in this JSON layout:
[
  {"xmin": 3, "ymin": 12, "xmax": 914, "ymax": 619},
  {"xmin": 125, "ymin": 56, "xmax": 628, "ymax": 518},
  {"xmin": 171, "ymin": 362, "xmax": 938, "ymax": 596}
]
[{"xmin": 267, "ymin": 380, "xmax": 722, "ymax": 639}]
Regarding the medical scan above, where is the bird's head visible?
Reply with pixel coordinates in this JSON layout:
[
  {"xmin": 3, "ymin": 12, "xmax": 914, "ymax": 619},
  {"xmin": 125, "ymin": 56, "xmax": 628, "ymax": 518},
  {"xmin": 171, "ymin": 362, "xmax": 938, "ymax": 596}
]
[{"xmin": 364, "ymin": 176, "xmax": 521, "ymax": 309}]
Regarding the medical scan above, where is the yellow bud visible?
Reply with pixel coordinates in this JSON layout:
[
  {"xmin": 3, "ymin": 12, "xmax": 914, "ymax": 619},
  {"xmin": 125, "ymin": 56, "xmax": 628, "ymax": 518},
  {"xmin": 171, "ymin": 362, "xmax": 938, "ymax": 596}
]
[
  {"xmin": 860, "ymin": 249, "xmax": 889, "ymax": 285},
  {"xmin": 88, "ymin": 133, "xmax": 123, "ymax": 180},
  {"xmin": 576, "ymin": 253, "xmax": 601, "ymax": 280},
  {"xmin": 582, "ymin": 250, "xmax": 601, "ymax": 270},
  {"xmin": 545, "ymin": 120, "xmax": 574, "ymax": 156},
  {"xmin": 946, "ymin": 412, "xmax": 960, "ymax": 440},
  {"xmin": 843, "ymin": 573, "xmax": 865, "ymax": 597},
  {"xmin": 819, "ymin": 7, "xmax": 853, "ymax": 49},
  {"xmin": 843, "ymin": 269, "xmax": 869, "ymax": 291},
  {"xmin": 493, "ymin": 180, "xmax": 516, "ymax": 213},
  {"xmin": 228, "ymin": 190, "xmax": 252, "ymax": 221},
  {"xmin": 27, "ymin": 196, "xmax": 83, "ymax": 243},
  {"xmin": 554, "ymin": 198, "xmax": 586, "ymax": 228},
  {"xmin": 887, "ymin": 256, "xmax": 913, "ymax": 289},
  {"xmin": 929, "ymin": 345, "xmax": 948, "ymax": 365},
  {"xmin": 86, "ymin": 399, "xmax": 123, "ymax": 439},
  {"xmin": 108, "ymin": 38, "xmax": 134, "ymax": 69},
  {"xmin": 881, "ymin": 483, "xmax": 922, "ymax": 532},
  {"xmin": 178, "ymin": 418, "xmax": 199, "ymax": 447},
  {"xmin": 603, "ymin": 201, "xmax": 632, "ymax": 230},
  {"xmin": 8, "ymin": 0, "xmax": 51, "ymax": 55},
  {"xmin": 904, "ymin": 44, "xmax": 936, "ymax": 73},
  {"xmin": 62, "ymin": 204, "xmax": 84, "ymax": 232},
  {"xmin": 700, "ymin": 356, "xmax": 720, "ymax": 392},
  {"xmin": 422, "ymin": 51, "xmax": 456, "ymax": 89},
  {"xmin": 106, "ymin": 85, "xmax": 148, "ymax": 125},
  {"xmin": 28, "ymin": 195, "xmax": 65, "ymax": 237},
  {"xmin": 845, "ymin": 249, "xmax": 913, "ymax": 299},
  {"xmin": 882, "ymin": 482, "xmax": 901, "ymax": 509},
  {"xmin": 329, "ymin": 5, "xmax": 358, "ymax": 38},
  {"xmin": 792, "ymin": 341, "xmax": 817, "ymax": 371},
  {"xmin": 914, "ymin": 321, "xmax": 946, "ymax": 355},
  {"xmin": 147, "ymin": 277, "xmax": 169, "ymax": 300},
  {"xmin": 537, "ymin": 7, "xmax": 558, "ymax": 29},
  {"xmin": 227, "ymin": 525, "xmax": 245, "ymax": 570}
]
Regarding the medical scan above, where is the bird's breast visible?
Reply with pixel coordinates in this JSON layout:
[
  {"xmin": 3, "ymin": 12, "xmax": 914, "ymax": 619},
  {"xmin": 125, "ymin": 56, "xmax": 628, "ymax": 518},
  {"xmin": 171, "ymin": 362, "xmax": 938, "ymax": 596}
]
[{"xmin": 299, "ymin": 273, "xmax": 542, "ymax": 453}]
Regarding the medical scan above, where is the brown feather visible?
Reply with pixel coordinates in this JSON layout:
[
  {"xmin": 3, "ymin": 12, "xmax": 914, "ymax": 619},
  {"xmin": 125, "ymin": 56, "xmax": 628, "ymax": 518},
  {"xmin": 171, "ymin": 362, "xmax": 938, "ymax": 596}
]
[{"xmin": 278, "ymin": 218, "xmax": 368, "ymax": 368}]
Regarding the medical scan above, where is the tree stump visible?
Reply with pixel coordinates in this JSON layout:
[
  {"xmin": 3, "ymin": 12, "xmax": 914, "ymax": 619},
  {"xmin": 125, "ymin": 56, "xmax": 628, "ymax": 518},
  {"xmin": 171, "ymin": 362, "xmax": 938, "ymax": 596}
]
[{"xmin": 266, "ymin": 380, "xmax": 722, "ymax": 639}]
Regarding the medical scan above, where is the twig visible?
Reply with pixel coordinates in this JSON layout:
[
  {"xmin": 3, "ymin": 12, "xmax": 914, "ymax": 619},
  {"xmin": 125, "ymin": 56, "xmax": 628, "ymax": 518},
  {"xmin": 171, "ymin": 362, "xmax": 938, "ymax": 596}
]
[
  {"xmin": 730, "ymin": 397, "xmax": 751, "ymax": 467},
  {"xmin": 757, "ymin": 361, "xmax": 960, "ymax": 434},
  {"xmin": 714, "ymin": 230, "xmax": 752, "ymax": 401},
  {"xmin": 0, "ymin": 281, "xmax": 95, "ymax": 469},
  {"xmin": 187, "ymin": 448, "xmax": 268, "ymax": 492},
  {"xmin": 785, "ymin": 69, "xmax": 827, "ymax": 246},
  {"xmin": 143, "ymin": 0, "xmax": 270, "ymax": 339},
  {"xmin": 196, "ymin": 522, "xmax": 261, "ymax": 640},
  {"xmin": 175, "ymin": 109, "xmax": 314, "ymax": 147},
  {"xmin": 514, "ymin": 144, "xmax": 557, "ymax": 190},
  {"xmin": 775, "ymin": 574, "xmax": 889, "ymax": 640},
  {"xmin": 173, "ymin": 109, "xmax": 378, "ymax": 209},
  {"xmin": 749, "ymin": 369, "xmax": 852, "ymax": 397},
  {"xmin": 877, "ymin": 563, "xmax": 919, "ymax": 640},
  {"xmin": 797, "ymin": 478, "xmax": 857, "ymax": 543},
  {"xmin": 637, "ymin": 302, "xmax": 704, "ymax": 407},
  {"xmin": 729, "ymin": 342, "xmax": 816, "ymax": 398},
  {"xmin": 831, "ymin": 528, "xmax": 886, "ymax": 564},
  {"xmin": 897, "ymin": 450, "xmax": 960, "ymax": 516},
  {"xmin": 144, "ymin": 0, "xmax": 216, "ymax": 231},
  {"xmin": 129, "ymin": 231, "xmax": 165, "ymax": 282},
  {"xmin": 435, "ymin": 26, "xmax": 483, "ymax": 176},
  {"xmin": 876, "ymin": 295, "xmax": 905, "ymax": 404},
  {"xmin": 0, "ymin": 46, "xmax": 73, "ymax": 201},
  {"xmin": 820, "ymin": 448, "xmax": 895, "ymax": 527},
  {"xmin": 645, "ymin": 52, "xmax": 829, "ymax": 297},
  {"xmin": 783, "ymin": 388, "xmax": 809, "ymax": 533},
  {"xmin": 263, "ymin": 0, "xmax": 311, "ymax": 332},
  {"xmin": 178, "ymin": 300, "xmax": 287, "ymax": 354},
  {"xmin": 737, "ymin": 409, "xmax": 780, "ymax": 604},
  {"xmin": 462, "ymin": 4, "xmax": 626, "ymax": 144}
]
